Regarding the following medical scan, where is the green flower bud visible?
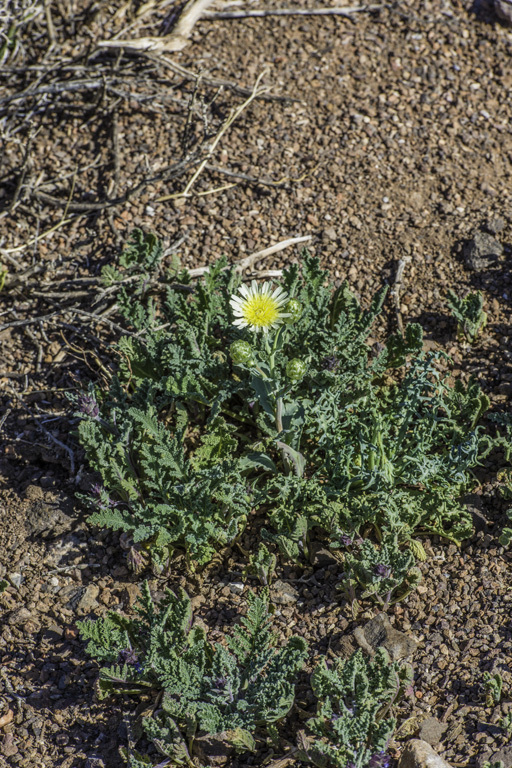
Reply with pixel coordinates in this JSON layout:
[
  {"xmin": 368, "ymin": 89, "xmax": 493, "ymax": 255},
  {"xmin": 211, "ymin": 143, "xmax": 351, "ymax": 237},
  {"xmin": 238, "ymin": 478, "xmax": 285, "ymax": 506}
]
[
  {"xmin": 230, "ymin": 340, "xmax": 254, "ymax": 365},
  {"xmin": 286, "ymin": 358, "xmax": 307, "ymax": 380},
  {"xmin": 284, "ymin": 298, "xmax": 302, "ymax": 324}
]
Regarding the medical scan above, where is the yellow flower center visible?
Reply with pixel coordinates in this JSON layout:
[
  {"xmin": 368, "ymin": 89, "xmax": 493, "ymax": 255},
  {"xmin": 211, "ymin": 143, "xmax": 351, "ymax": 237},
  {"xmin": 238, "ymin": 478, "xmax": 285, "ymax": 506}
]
[{"xmin": 242, "ymin": 295, "xmax": 280, "ymax": 328}]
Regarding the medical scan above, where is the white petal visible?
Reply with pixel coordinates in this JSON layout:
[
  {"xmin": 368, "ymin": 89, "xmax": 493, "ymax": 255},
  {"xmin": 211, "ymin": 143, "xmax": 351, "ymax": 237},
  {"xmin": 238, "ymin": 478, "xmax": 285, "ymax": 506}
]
[
  {"xmin": 238, "ymin": 284, "xmax": 250, "ymax": 298},
  {"xmin": 272, "ymin": 287, "xmax": 287, "ymax": 302}
]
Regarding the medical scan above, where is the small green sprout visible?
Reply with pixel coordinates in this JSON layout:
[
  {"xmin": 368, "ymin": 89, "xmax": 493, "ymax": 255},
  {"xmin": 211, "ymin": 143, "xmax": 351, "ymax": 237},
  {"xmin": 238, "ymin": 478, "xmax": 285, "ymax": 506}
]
[
  {"xmin": 483, "ymin": 671, "xmax": 503, "ymax": 706},
  {"xmin": 244, "ymin": 542, "xmax": 277, "ymax": 586},
  {"xmin": 447, "ymin": 289, "xmax": 487, "ymax": 343}
]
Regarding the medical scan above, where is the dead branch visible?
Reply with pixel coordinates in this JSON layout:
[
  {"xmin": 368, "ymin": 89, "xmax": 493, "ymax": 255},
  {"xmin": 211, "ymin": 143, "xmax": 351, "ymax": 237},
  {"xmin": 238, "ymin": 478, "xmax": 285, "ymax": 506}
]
[
  {"xmin": 204, "ymin": 162, "xmax": 320, "ymax": 189},
  {"xmin": 187, "ymin": 235, "xmax": 312, "ymax": 277},
  {"xmin": 153, "ymin": 55, "xmax": 298, "ymax": 103},
  {"xmin": 391, "ymin": 256, "xmax": 411, "ymax": 335},
  {"xmin": 98, "ymin": 0, "xmax": 217, "ymax": 52},
  {"xmin": 156, "ymin": 71, "xmax": 271, "ymax": 203},
  {"xmin": 30, "ymin": 156, "xmax": 198, "ymax": 212},
  {"xmin": 203, "ymin": 4, "xmax": 383, "ymax": 20}
]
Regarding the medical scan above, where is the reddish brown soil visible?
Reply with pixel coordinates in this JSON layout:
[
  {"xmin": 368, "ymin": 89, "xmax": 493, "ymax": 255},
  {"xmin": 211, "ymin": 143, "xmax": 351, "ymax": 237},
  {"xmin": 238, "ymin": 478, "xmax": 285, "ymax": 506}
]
[{"xmin": 1, "ymin": 1, "xmax": 512, "ymax": 767}]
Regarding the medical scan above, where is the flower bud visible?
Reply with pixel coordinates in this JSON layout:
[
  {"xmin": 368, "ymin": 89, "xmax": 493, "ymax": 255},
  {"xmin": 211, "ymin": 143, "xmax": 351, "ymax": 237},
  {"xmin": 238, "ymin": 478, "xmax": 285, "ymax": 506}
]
[
  {"xmin": 284, "ymin": 298, "xmax": 302, "ymax": 324},
  {"xmin": 230, "ymin": 340, "xmax": 254, "ymax": 365},
  {"xmin": 286, "ymin": 358, "xmax": 307, "ymax": 380},
  {"xmin": 373, "ymin": 563, "xmax": 392, "ymax": 579}
]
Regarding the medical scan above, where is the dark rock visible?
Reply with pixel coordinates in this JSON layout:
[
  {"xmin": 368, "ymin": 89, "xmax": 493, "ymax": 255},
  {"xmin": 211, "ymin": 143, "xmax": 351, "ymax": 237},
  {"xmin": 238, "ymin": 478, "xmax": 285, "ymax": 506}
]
[
  {"xmin": 85, "ymin": 755, "xmax": 106, "ymax": 768},
  {"xmin": 398, "ymin": 740, "xmax": 453, "ymax": 768},
  {"xmin": 353, "ymin": 612, "xmax": 418, "ymax": 661},
  {"xmin": 494, "ymin": 0, "xmax": 512, "ymax": 23},
  {"xmin": 463, "ymin": 494, "xmax": 489, "ymax": 533},
  {"xmin": 336, "ymin": 635, "xmax": 358, "ymax": 658},
  {"xmin": 463, "ymin": 231, "xmax": 503, "ymax": 271},
  {"xmin": 417, "ymin": 716, "xmax": 447, "ymax": 747},
  {"xmin": 309, "ymin": 542, "xmax": 340, "ymax": 568},
  {"xmin": 43, "ymin": 624, "xmax": 64, "ymax": 641}
]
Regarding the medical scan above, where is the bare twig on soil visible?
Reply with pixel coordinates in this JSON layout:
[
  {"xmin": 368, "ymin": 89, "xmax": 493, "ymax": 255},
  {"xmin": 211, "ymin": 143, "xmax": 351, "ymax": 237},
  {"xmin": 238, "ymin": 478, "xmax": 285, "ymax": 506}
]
[
  {"xmin": 204, "ymin": 163, "xmax": 320, "ymax": 189},
  {"xmin": 0, "ymin": 407, "xmax": 12, "ymax": 433},
  {"xmin": 0, "ymin": 216, "xmax": 76, "ymax": 255},
  {"xmin": 187, "ymin": 235, "xmax": 312, "ymax": 277},
  {"xmin": 154, "ymin": 55, "xmax": 297, "ymax": 102},
  {"xmin": 5, "ymin": 386, "xmax": 76, "ymax": 474},
  {"xmin": 157, "ymin": 70, "xmax": 270, "ymax": 202},
  {"xmin": 203, "ymin": 4, "xmax": 383, "ymax": 20},
  {"xmin": 0, "ymin": 307, "xmax": 133, "ymax": 337}
]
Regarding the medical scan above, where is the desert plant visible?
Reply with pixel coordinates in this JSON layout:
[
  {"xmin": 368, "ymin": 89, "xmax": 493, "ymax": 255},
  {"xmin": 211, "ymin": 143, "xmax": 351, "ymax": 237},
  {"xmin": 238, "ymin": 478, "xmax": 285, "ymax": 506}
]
[
  {"xmin": 483, "ymin": 672, "xmax": 503, "ymax": 706},
  {"xmin": 244, "ymin": 542, "xmax": 277, "ymax": 586},
  {"xmin": 339, "ymin": 534, "xmax": 422, "ymax": 613},
  {"xmin": 79, "ymin": 585, "xmax": 308, "ymax": 766},
  {"xmin": 447, "ymin": 289, "xmax": 487, "ymax": 343},
  {"xmin": 297, "ymin": 648, "xmax": 412, "ymax": 768},
  {"xmin": 74, "ymin": 230, "xmax": 493, "ymax": 588}
]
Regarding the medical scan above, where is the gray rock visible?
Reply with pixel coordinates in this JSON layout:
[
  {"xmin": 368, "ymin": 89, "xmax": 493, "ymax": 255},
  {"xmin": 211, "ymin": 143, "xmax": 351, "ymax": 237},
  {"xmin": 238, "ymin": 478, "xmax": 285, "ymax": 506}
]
[
  {"xmin": 336, "ymin": 635, "xmax": 357, "ymax": 659},
  {"xmin": 398, "ymin": 740, "xmax": 453, "ymax": 768},
  {"xmin": 77, "ymin": 584, "xmax": 100, "ymax": 615},
  {"xmin": 228, "ymin": 582, "xmax": 244, "ymax": 595},
  {"xmin": 417, "ymin": 716, "xmax": 447, "ymax": 747},
  {"xmin": 193, "ymin": 732, "xmax": 235, "ymax": 767},
  {"xmin": 24, "ymin": 486, "xmax": 74, "ymax": 538},
  {"xmin": 463, "ymin": 231, "xmax": 503, "ymax": 271},
  {"xmin": 486, "ymin": 214, "xmax": 506, "ymax": 235},
  {"xmin": 494, "ymin": 0, "xmax": 512, "ymax": 23},
  {"xmin": 353, "ymin": 612, "xmax": 418, "ymax": 661},
  {"xmin": 463, "ymin": 493, "xmax": 489, "ymax": 533},
  {"xmin": 487, "ymin": 744, "xmax": 512, "ymax": 768},
  {"xmin": 271, "ymin": 579, "xmax": 299, "ymax": 605},
  {"xmin": 8, "ymin": 573, "xmax": 23, "ymax": 588},
  {"xmin": 7, "ymin": 607, "xmax": 32, "ymax": 625}
]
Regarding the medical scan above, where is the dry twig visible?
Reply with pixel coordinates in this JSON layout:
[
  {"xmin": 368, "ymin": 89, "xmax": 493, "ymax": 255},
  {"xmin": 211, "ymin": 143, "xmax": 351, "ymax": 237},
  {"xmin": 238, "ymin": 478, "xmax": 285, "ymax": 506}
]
[
  {"xmin": 203, "ymin": 4, "xmax": 383, "ymax": 19},
  {"xmin": 157, "ymin": 70, "xmax": 271, "ymax": 202},
  {"xmin": 391, "ymin": 256, "xmax": 411, "ymax": 335},
  {"xmin": 98, "ymin": 0, "xmax": 217, "ymax": 52},
  {"xmin": 187, "ymin": 235, "xmax": 312, "ymax": 277}
]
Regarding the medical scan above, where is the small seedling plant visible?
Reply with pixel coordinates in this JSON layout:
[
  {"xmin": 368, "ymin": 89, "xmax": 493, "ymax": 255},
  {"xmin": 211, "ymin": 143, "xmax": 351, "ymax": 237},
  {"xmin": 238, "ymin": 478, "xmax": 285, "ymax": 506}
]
[
  {"xmin": 79, "ymin": 584, "xmax": 307, "ymax": 766},
  {"xmin": 447, "ymin": 289, "xmax": 487, "ymax": 344},
  {"xmin": 297, "ymin": 648, "xmax": 412, "ymax": 768},
  {"xmin": 483, "ymin": 672, "xmax": 503, "ymax": 707},
  {"xmin": 74, "ymin": 229, "xmax": 492, "ymax": 590}
]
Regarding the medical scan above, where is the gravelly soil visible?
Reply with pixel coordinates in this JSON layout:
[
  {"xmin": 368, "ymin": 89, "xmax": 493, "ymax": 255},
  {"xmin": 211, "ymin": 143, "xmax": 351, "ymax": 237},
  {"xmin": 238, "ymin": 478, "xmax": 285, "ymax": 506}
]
[{"xmin": 1, "ymin": 0, "xmax": 512, "ymax": 766}]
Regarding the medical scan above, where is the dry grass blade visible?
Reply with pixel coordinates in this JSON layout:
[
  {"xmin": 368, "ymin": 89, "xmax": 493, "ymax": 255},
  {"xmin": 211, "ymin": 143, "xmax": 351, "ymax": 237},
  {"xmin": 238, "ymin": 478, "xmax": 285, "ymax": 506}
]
[{"xmin": 98, "ymin": 0, "xmax": 217, "ymax": 52}]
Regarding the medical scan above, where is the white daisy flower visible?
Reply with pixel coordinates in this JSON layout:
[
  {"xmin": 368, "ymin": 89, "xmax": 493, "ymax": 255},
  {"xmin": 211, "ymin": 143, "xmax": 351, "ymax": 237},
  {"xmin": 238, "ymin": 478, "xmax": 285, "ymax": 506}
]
[{"xmin": 230, "ymin": 281, "xmax": 289, "ymax": 333}]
